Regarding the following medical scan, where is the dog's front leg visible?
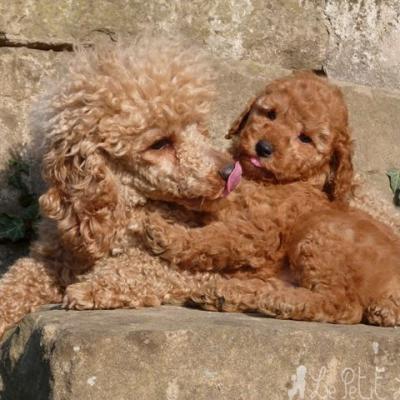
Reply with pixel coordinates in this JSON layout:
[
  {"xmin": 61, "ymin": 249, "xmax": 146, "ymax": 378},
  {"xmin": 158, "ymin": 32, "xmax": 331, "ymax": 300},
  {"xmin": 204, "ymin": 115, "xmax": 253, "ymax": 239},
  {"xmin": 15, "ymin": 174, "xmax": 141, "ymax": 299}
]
[
  {"xmin": 143, "ymin": 212, "xmax": 280, "ymax": 272},
  {"xmin": 63, "ymin": 257, "xmax": 192, "ymax": 310},
  {"xmin": 0, "ymin": 257, "xmax": 62, "ymax": 337},
  {"xmin": 256, "ymin": 285, "xmax": 363, "ymax": 324}
]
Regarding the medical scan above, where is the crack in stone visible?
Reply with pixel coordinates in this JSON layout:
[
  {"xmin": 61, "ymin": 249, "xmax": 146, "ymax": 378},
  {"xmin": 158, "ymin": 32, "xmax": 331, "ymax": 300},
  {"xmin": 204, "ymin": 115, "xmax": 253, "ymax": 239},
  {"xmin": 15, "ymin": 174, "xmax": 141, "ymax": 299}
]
[
  {"xmin": 320, "ymin": 1, "xmax": 338, "ymax": 79},
  {"xmin": 312, "ymin": 67, "xmax": 328, "ymax": 77},
  {"xmin": 0, "ymin": 32, "xmax": 74, "ymax": 52}
]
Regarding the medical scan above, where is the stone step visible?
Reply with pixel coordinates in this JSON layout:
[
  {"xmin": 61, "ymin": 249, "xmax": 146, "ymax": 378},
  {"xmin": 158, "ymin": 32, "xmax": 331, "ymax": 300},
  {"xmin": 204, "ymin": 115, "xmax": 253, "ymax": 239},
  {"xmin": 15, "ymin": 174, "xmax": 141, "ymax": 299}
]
[
  {"xmin": 1, "ymin": 306, "xmax": 400, "ymax": 400},
  {"xmin": 1, "ymin": 0, "xmax": 399, "ymax": 90}
]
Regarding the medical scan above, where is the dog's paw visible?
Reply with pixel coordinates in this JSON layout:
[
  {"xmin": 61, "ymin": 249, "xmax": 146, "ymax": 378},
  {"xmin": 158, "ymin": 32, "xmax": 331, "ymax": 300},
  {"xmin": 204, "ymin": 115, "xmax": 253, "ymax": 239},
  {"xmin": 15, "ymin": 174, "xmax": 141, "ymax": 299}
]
[
  {"xmin": 143, "ymin": 214, "xmax": 173, "ymax": 255},
  {"xmin": 365, "ymin": 299, "xmax": 400, "ymax": 327},
  {"xmin": 143, "ymin": 226, "xmax": 169, "ymax": 255},
  {"xmin": 257, "ymin": 291, "xmax": 299, "ymax": 319},
  {"xmin": 257, "ymin": 296, "xmax": 281, "ymax": 317},
  {"xmin": 63, "ymin": 282, "xmax": 96, "ymax": 310}
]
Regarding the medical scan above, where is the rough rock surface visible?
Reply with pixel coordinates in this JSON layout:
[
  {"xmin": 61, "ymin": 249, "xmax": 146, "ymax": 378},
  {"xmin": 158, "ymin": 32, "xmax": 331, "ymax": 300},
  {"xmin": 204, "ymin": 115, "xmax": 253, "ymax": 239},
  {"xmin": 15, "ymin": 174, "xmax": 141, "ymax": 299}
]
[
  {"xmin": 1, "ymin": 306, "xmax": 400, "ymax": 400},
  {"xmin": 0, "ymin": 0, "xmax": 328, "ymax": 70},
  {"xmin": 325, "ymin": 0, "xmax": 400, "ymax": 90},
  {"xmin": 2, "ymin": 0, "xmax": 400, "ymax": 89}
]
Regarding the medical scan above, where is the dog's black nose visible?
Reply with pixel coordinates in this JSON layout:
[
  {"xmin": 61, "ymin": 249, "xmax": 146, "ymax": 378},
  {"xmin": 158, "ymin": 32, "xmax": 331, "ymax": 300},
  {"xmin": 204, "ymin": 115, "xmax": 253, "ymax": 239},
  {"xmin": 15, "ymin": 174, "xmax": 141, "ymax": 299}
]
[
  {"xmin": 219, "ymin": 163, "xmax": 235, "ymax": 181},
  {"xmin": 255, "ymin": 140, "xmax": 274, "ymax": 158}
]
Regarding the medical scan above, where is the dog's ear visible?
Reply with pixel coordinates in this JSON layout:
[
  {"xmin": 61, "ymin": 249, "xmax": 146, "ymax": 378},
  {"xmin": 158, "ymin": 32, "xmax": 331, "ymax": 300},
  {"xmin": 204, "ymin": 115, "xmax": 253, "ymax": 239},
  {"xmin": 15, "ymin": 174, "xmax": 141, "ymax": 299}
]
[
  {"xmin": 321, "ymin": 85, "xmax": 354, "ymax": 203},
  {"xmin": 226, "ymin": 96, "xmax": 257, "ymax": 139},
  {"xmin": 39, "ymin": 138, "xmax": 125, "ymax": 264},
  {"xmin": 325, "ymin": 129, "xmax": 354, "ymax": 202}
]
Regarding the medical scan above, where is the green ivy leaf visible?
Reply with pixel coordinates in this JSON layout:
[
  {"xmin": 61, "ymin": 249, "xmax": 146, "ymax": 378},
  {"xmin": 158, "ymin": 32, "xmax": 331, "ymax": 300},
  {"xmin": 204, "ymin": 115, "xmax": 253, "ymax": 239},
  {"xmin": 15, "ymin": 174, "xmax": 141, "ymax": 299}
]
[
  {"xmin": 0, "ymin": 214, "xmax": 26, "ymax": 242},
  {"xmin": 387, "ymin": 169, "xmax": 400, "ymax": 194},
  {"xmin": 21, "ymin": 202, "xmax": 40, "ymax": 221}
]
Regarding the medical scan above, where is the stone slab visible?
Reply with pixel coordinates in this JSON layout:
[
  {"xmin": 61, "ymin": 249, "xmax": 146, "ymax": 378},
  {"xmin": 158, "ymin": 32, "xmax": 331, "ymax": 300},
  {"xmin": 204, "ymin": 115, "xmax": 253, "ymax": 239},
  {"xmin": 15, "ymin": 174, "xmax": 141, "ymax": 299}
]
[
  {"xmin": 1, "ymin": 306, "xmax": 400, "ymax": 400},
  {"xmin": 324, "ymin": 0, "xmax": 400, "ymax": 90},
  {"xmin": 2, "ymin": 0, "xmax": 400, "ymax": 89},
  {"xmin": 0, "ymin": 0, "xmax": 328, "ymax": 71}
]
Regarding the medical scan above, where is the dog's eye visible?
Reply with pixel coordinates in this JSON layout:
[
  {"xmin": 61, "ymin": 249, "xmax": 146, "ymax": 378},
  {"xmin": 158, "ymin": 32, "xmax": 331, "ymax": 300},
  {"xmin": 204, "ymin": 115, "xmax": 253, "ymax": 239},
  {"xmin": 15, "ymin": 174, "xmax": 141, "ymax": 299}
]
[
  {"xmin": 298, "ymin": 133, "xmax": 313, "ymax": 144},
  {"xmin": 265, "ymin": 109, "xmax": 276, "ymax": 120},
  {"xmin": 149, "ymin": 138, "xmax": 172, "ymax": 150}
]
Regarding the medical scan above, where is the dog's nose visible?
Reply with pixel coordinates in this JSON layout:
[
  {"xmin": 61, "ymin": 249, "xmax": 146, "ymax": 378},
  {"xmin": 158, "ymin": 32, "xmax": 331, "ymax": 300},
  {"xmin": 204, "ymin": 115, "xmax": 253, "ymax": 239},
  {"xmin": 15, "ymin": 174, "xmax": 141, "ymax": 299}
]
[
  {"xmin": 255, "ymin": 140, "xmax": 274, "ymax": 158},
  {"xmin": 219, "ymin": 163, "xmax": 235, "ymax": 181}
]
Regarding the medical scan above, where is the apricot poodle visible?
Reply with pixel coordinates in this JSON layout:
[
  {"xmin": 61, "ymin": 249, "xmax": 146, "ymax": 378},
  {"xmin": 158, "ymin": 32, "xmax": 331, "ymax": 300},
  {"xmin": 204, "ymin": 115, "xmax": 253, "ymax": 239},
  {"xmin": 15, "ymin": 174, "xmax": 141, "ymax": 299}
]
[
  {"xmin": 144, "ymin": 72, "xmax": 400, "ymax": 326},
  {"xmin": 0, "ymin": 38, "xmax": 245, "ymax": 337}
]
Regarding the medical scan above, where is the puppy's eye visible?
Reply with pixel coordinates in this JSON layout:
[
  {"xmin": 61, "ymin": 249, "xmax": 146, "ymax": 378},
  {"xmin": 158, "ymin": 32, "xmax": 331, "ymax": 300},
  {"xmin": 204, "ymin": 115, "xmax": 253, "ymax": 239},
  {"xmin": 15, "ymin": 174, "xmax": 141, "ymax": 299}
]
[
  {"xmin": 149, "ymin": 138, "xmax": 172, "ymax": 150},
  {"xmin": 298, "ymin": 133, "xmax": 313, "ymax": 144},
  {"xmin": 266, "ymin": 109, "xmax": 276, "ymax": 120}
]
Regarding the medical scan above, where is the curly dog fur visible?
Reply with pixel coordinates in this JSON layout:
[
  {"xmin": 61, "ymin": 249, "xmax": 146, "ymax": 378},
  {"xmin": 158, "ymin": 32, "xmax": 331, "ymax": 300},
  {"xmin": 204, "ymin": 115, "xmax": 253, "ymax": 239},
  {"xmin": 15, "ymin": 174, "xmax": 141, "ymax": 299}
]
[
  {"xmin": 144, "ymin": 72, "xmax": 400, "ymax": 326},
  {"xmin": 0, "ymin": 39, "xmax": 246, "ymax": 337}
]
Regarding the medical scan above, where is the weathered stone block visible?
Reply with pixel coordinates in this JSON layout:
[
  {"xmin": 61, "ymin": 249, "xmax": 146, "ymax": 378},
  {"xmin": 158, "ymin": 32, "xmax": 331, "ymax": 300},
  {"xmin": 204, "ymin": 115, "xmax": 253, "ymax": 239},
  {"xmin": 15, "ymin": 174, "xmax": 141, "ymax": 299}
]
[
  {"xmin": 0, "ymin": 0, "xmax": 328, "ymax": 70},
  {"xmin": 325, "ymin": 0, "xmax": 400, "ymax": 90},
  {"xmin": 2, "ymin": 0, "xmax": 400, "ymax": 88},
  {"xmin": 342, "ymin": 83, "xmax": 400, "ymax": 205},
  {"xmin": 1, "ymin": 306, "xmax": 400, "ymax": 400}
]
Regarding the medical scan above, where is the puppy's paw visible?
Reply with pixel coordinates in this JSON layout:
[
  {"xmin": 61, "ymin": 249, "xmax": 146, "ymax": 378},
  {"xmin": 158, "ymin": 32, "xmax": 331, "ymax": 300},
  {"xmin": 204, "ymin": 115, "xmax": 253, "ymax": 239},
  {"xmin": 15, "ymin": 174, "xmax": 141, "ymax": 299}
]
[
  {"xmin": 63, "ymin": 282, "xmax": 96, "ymax": 310},
  {"xmin": 365, "ymin": 299, "xmax": 400, "ymax": 327},
  {"xmin": 257, "ymin": 290, "xmax": 299, "ymax": 319}
]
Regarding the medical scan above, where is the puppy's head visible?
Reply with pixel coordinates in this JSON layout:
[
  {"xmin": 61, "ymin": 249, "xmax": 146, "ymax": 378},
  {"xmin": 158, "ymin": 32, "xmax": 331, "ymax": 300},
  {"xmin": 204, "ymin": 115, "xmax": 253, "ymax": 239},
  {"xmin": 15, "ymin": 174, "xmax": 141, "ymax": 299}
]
[
  {"xmin": 227, "ymin": 72, "xmax": 353, "ymax": 201},
  {"xmin": 35, "ymin": 38, "xmax": 237, "ymax": 263}
]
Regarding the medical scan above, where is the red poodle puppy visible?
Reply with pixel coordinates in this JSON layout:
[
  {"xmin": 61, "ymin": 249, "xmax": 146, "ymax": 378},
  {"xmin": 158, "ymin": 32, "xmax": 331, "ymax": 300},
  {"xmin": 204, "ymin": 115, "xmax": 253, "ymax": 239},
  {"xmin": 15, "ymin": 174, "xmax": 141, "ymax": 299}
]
[{"xmin": 145, "ymin": 72, "xmax": 400, "ymax": 326}]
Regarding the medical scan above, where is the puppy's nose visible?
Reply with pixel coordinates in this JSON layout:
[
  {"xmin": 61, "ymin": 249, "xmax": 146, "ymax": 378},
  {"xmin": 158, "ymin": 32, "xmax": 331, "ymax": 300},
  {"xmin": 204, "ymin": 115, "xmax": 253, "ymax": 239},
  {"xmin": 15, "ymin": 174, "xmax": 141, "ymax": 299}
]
[
  {"xmin": 219, "ymin": 163, "xmax": 235, "ymax": 181},
  {"xmin": 255, "ymin": 140, "xmax": 274, "ymax": 158}
]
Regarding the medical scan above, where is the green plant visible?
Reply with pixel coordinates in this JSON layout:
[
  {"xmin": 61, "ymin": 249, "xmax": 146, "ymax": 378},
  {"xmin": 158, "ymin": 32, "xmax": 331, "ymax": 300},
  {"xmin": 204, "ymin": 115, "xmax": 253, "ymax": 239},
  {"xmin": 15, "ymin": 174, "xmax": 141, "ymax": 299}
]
[
  {"xmin": 0, "ymin": 158, "xmax": 40, "ymax": 242},
  {"xmin": 387, "ymin": 169, "xmax": 400, "ymax": 207}
]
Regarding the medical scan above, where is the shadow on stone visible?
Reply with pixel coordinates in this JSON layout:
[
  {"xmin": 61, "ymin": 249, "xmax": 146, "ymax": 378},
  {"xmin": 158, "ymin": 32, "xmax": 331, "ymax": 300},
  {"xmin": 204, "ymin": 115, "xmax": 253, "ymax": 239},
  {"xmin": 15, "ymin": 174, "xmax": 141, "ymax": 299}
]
[{"xmin": 0, "ymin": 323, "xmax": 51, "ymax": 400}]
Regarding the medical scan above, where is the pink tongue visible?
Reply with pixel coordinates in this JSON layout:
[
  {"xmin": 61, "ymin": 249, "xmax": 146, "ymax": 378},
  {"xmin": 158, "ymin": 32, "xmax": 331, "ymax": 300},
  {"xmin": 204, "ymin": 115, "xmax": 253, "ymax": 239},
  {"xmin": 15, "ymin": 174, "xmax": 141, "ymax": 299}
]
[
  {"xmin": 250, "ymin": 157, "xmax": 263, "ymax": 168},
  {"xmin": 224, "ymin": 162, "xmax": 242, "ymax": 197}
]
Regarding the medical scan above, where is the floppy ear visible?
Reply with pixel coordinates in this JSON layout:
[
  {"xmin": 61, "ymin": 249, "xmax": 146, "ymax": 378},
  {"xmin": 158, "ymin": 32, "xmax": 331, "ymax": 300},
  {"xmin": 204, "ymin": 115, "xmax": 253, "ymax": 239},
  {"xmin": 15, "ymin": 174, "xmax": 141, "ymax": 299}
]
[
  {"xmin": 226, "ymin": 96, "xmax": 257, "ymax": 139},
  {"xmin": 39, "ymin": 137, "xmax": 125, "ymax": 265},
  {"xmin": 325, "ymin": 129, "xmax": 354, "ymax": 202}
]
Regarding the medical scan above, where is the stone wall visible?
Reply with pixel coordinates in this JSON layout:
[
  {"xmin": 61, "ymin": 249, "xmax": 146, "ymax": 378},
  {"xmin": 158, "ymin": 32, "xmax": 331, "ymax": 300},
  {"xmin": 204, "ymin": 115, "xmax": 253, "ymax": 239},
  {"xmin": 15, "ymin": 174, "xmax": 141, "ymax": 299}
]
[
  {"xmin": 1, "ymin": 0, "xmax": 400, "ymax": 87},
  {"xmin": 3, "ymin": 306, "xmax": 400, "ymax": 400}
]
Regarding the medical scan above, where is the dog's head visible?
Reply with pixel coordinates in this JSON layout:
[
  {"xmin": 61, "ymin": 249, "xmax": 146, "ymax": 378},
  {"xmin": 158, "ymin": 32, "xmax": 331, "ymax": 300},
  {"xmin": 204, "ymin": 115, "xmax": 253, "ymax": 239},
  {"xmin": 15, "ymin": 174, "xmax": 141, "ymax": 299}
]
[
  {"xmin": 227, "ymin": 71, "xmax": 353, "ymax": 201},
  {"xmin": 35, "ymin": 39, "xmax": 238, "ymax": 263}
]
